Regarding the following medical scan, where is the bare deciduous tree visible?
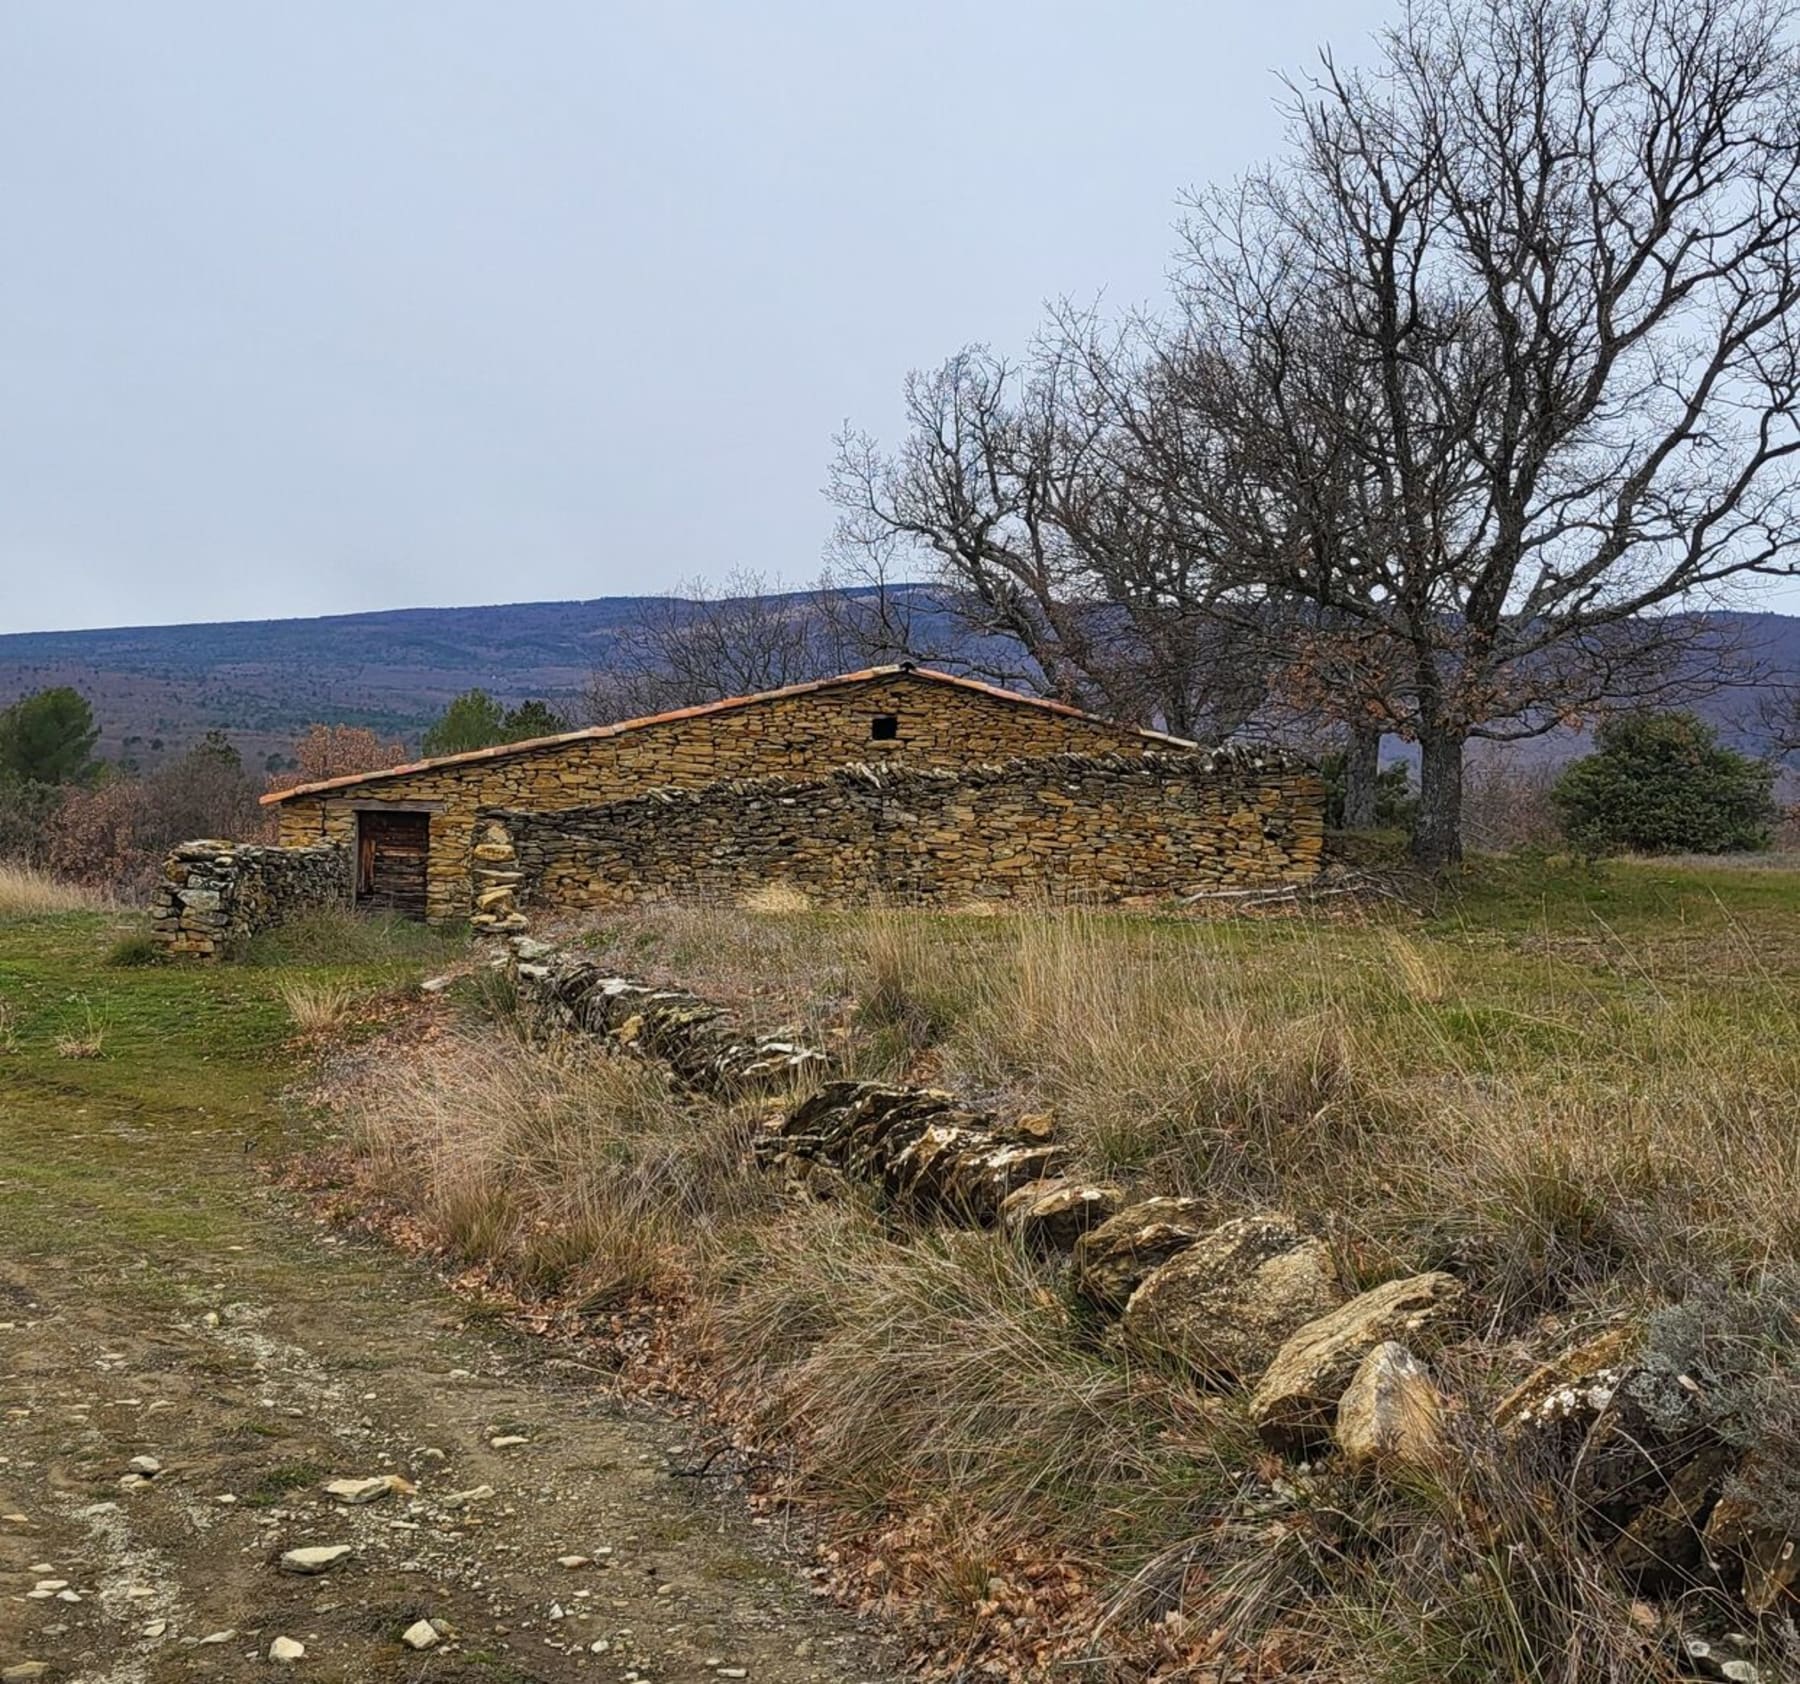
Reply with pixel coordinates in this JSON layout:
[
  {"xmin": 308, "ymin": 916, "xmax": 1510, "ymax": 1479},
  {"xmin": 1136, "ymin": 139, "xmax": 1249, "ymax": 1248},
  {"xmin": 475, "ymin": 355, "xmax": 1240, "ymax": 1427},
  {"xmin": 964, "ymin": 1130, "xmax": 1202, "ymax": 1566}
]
[
  {"xmin": 828, "ymin": 341, "xmax": 1278, "ymax": 741},
  {"xmin": 1172, "ymin": 0, "xmax": 1800, "ymax": 866},
  {"xmin": 583, "ymin": 569, "xmax": 860, "ymax": 724}
]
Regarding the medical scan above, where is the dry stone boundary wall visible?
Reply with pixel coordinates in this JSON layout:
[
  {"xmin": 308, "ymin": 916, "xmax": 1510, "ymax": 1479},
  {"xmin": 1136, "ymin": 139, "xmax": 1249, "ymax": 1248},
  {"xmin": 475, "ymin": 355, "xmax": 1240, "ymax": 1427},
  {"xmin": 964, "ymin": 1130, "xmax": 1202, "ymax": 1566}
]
[
  {"xmin": 485, "ymin": 747, "xmax": 1324, "ymax": 913},
  {"xmin": 501, "ymin": 932, "xmax": 1797, "ymax": 1629},
  {"xmin": 150, "ymin": 839, "xmax": 349, "ymax": 958}
]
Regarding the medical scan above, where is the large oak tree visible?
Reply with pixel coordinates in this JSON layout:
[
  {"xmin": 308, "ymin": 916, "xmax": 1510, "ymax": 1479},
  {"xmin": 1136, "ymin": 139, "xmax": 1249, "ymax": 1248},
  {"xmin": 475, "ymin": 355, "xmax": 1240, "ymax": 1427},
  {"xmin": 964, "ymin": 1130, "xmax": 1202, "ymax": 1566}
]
[{"xmin": 1175, "ymin": 0, "xmax": 1800, "ymax": 865}]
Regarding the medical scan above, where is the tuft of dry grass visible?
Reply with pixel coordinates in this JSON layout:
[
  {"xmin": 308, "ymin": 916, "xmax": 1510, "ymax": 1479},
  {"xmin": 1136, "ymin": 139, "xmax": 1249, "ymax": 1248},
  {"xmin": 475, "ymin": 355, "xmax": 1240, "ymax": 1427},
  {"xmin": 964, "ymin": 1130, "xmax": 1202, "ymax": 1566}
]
[
  {"xmin": 277, "ymin": 978, "xmax": 360, "ymax": 1035},
  {"xmin": 0, "ymin": 862, "xmax": 113, "ymax": 917},
  {"xmin": 52, "ymin": 1002, "xmax": 106, "ymax": 1060},
  {"xmin": 714, "ymin": 1202, "xmax": 1241, "ymax": 1545},
  {"xmin": 741, "ymin": 882, "xmax": 814, "ymax": 915}
]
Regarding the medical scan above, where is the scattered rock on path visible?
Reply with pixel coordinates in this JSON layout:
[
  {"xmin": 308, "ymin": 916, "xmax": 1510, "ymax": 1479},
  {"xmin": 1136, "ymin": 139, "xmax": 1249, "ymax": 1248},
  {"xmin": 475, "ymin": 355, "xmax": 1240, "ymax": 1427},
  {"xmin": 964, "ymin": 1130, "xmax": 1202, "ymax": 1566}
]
[
  {"xmin": 401, "ymin": 1619, "xmax": 441, "ymax": 1651},
  {"xmin": 2, "ymin": 1664, "xmax": 52, "ymax": 1682},
  {"xmin": 127, "ymin": 1454, "xmax": 162, "ymax": 1476},
  {"xmin": 323, "ymin": 1474, "xmax": 413, "ymax": 1505},
  {"xmin": 268, "ymin": 1637, "xmax": 306, "ymax": 1663},
  {"xmin": 440, "ymin": 1484, "xmax": 495, "ymax": 1509},
  {"xmin": 278, "ymin": 1544, "xmax": 354, "ymax": 1575}
]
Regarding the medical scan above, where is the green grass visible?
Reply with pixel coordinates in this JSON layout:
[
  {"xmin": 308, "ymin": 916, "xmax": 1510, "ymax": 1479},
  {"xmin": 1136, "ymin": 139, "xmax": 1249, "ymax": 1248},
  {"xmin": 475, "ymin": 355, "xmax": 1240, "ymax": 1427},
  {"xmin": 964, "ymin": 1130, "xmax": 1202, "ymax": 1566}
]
[
  {"xmin": 246, "ymin": 1460, "xmax": 329, "ymax": 1506},
  {"xmin": 0, "ymin": 907, "xmax": 460, "ymax": 1264}
]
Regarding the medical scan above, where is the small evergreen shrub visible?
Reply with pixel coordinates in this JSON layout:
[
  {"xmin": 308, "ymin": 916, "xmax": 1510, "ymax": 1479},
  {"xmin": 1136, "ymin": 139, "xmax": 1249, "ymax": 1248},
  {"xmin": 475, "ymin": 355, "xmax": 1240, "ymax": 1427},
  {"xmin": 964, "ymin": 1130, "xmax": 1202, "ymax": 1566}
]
[
  {"xmin": 1551, "ymin": 712, "xmax": 1776, "ymax": 857},
  {"xmin": 1318, "ymin": 750, "xmax": 1417, "ymax": 831}
]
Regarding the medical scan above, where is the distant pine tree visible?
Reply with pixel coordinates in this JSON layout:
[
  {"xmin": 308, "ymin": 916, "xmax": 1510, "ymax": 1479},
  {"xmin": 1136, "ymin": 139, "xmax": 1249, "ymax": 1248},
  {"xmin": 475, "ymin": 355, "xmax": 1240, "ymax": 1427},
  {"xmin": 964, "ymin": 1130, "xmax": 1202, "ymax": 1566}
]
[
  {"xmin": 500, "ymin": 699, "xmax": 568, "ymax": 740},
  {"xmin": 421, "ymin": 690, "xmax": 508, "ymax": 756},
  {"xmin": 0, "ymin": 686, "xmax": 99, "ymax": 785}
]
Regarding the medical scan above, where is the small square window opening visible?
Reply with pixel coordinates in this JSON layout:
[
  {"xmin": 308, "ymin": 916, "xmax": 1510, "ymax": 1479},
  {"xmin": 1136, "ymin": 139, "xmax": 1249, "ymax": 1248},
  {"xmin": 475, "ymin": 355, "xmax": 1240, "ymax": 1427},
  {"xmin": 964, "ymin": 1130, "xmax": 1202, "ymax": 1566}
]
[{"xmin": 870, "ymin": 714, "xmax": 899, "ymax": 741}]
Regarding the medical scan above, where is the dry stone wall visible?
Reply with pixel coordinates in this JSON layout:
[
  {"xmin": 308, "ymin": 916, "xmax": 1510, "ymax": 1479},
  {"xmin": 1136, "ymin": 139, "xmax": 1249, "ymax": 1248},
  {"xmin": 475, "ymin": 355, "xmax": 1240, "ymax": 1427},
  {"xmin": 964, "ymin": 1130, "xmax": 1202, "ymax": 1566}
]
[
  {"xmin": 151, "ymin": 838, "xmax": 348, "ymax": 958},
  {"xmin": 501, "ymin": 932, "xmax": 1799, "ymax": 1629},
  {"xmin": 486, "ymin": 748, "xmax": 1324, "ymax": 912}
]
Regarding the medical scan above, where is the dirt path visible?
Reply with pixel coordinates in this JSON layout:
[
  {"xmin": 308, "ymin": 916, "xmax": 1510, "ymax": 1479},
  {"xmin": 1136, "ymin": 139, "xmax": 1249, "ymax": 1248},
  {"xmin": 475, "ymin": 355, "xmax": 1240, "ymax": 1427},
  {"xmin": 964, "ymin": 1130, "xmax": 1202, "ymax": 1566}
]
[
  {"xmin": 0, "ymin": 921, "xmax": 900, "ymax": 1684},
  {"xmin": 0, "ymin": 1218, "xmax": 902, "ymax": 1684}
]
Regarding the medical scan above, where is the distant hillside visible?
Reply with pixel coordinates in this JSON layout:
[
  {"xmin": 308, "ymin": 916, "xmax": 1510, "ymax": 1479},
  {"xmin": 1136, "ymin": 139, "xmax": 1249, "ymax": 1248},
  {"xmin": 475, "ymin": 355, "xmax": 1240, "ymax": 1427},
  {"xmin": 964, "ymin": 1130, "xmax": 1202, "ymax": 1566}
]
[
  {"xmin": 0, "ymin": 596, "xmax": 1795, "ymax": 777},
  {"xmin": 0, "ymin": 598, "xmax": 678, "ymax": 770}
]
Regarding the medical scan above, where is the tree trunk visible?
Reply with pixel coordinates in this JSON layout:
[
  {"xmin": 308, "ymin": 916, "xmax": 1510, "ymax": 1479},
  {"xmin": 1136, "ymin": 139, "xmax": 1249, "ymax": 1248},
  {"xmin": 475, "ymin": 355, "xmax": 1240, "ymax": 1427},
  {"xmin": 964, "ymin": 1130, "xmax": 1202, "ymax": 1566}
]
[
  {"xmin": 1411, "ymin": 727, "xmax": 1466, "ymax": 870},
  {"xmin": 1341, "ymin": 723, "xmax": 1381, "ymax": 829}
]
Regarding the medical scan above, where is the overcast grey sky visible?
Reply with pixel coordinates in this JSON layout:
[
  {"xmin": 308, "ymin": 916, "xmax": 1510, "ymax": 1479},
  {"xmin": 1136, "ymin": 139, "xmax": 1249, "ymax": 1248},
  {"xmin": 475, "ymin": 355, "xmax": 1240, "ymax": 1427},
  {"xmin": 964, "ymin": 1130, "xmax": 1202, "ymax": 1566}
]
[{"xmin": 10, "ymin": 3, "xmax": 1793, "ymax": 636}]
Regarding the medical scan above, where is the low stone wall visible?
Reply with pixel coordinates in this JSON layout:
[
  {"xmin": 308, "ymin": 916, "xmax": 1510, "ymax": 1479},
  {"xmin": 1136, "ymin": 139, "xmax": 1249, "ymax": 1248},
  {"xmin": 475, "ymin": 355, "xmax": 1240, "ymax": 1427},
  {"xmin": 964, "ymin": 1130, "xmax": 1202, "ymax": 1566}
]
[
  {"xmin": 485, "ymin": 748, "xmax": 1324, "ymax": 913},
  {"xmin": 500, "ymin": 933, "xmax": 1798, "ymax": 1624},
  {"xmin": 150, "ymin": 838, "xmax": 349, "ymax": 958}
]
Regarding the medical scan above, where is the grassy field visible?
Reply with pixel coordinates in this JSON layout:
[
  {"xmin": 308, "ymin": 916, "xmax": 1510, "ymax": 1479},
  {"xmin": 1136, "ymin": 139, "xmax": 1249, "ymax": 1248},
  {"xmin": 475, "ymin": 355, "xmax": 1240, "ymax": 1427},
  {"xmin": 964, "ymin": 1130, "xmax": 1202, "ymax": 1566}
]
[
  {"xmin": 0, "ymin": 895, "xmax": 459, "ymax": 1263},
  {"xmin": 7, "ymin": 857, "xmax": 1798, "ymax": 1680},
  {"xmin": 0, "ymin": 895, "xmax": 905, "ymax": 1682},
  {"xmin": 324, "ymin": 854, "xmax": 1800, "ymax": 1680}
]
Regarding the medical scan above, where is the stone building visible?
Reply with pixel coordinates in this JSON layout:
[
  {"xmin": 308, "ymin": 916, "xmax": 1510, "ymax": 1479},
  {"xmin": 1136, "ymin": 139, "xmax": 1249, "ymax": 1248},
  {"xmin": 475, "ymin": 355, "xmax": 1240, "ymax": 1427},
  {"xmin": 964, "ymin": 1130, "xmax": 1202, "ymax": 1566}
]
[{"xmin": 260, "ymin": 665, "xmax": 1323, "ymax": 923}]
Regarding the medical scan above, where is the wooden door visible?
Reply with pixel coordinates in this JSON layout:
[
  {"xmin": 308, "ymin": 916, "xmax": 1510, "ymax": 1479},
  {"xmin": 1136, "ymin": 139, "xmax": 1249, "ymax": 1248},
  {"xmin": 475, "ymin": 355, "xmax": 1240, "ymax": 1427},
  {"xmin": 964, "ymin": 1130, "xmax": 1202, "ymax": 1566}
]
[{"xmin": 355, "ymin": 810, "xmax": 430, "ymax": 919}]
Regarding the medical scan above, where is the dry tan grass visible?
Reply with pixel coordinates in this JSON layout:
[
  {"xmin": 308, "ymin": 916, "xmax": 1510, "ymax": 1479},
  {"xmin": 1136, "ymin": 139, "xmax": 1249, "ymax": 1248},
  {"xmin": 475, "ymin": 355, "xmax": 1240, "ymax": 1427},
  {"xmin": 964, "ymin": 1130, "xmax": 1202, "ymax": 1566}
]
[
  {"xmin": 339, "ymin": 1028, "xmax": 778, "ymax": 1304},
  {"xmin": 838, "ymin": 905, "xmax": 1800, "ymax": 1312},
  {"xmin": 52, "ymin": 1002, "xmax": 106, "ymax": 1060},
  {"xmin": 277, "ymin": 979, "xmax": 360, "ymax": 1035},
  {"xmin": 741, "ymin": 882, "xmax": 813, "ymax": 915},
  {"xmin": 0, "ymin": 862, "xmax": 113, "ymax": 917}
]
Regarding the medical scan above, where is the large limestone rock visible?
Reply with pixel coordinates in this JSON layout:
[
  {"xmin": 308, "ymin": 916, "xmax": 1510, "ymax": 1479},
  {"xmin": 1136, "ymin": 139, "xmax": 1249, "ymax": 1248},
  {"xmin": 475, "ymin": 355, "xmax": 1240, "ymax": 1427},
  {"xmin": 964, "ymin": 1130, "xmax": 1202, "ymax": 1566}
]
[
  {"xmin": 999, "ymin": 1179, "xmax": 1125, "ymax": 1253},
  {"xmin": 885, "ymin": 1122, "xmax": 995, "ymax": 1205},
  {"xmin": 1070, "ymin": 1197, "xmax": 1209, "ymax": 1311},
  {"xmin": 1335, "ymin": 1342, "xmax": 1446, "ymax": 1472},
  {"xmin": 1120, "ymin": 1214, "xmax": 1346, "ymax": 1385},
  {"xmin": 1493, "ymin": 1325, "xmax": 1636, "ymax": 1436},
  {"xmin": 1248, "ymin": 1271, "xmax": 1465, "ymax": 1450},
  {"xmin": 940, "ymin": 1141, "xmax": 1069, "ymax": 1223},
  {"xmin": 1497, "ymin": 1325, "xmax": 1729, "ymax": 1588}
]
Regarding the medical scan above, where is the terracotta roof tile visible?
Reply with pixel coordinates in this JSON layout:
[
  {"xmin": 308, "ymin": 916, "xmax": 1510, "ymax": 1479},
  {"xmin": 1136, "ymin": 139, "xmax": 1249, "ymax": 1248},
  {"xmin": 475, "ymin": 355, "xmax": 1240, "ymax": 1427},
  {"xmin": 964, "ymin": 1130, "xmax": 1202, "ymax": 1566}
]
[{"xmin": 260, "ymin": 665, "xmax": 1195, "ymax": 804}]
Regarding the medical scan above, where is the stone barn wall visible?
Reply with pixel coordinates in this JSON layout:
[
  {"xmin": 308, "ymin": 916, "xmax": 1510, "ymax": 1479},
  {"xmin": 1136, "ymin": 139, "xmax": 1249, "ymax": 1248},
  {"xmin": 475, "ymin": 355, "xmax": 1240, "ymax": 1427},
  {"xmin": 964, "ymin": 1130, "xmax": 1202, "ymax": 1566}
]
[
  {"xmin": 482, "ymin": 749, "xmax": 1324, "ymax": 913},
  {"xmin": 269, "ymin": 672, "xmax": 1175, "ymax": 922},
  {"xmin": 150, "ymin": 838, "xmax": 349, "ymax": 958}
]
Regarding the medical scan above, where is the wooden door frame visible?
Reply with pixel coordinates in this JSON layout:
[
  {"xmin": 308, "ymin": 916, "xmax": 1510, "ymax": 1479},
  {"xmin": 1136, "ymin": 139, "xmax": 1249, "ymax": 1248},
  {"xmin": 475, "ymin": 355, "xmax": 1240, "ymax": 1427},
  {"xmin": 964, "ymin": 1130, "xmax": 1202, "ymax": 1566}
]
[{"xmin": 352, "ymin": 808, "xmax": 434, "ymax": 918}]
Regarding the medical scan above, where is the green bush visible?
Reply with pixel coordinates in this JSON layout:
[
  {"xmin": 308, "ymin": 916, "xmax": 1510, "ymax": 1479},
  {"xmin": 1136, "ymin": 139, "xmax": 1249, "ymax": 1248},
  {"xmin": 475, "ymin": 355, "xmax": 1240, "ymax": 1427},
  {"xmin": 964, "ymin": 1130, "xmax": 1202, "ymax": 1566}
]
[
  {"xmin": 1318, "ymin": 750, "xmax": 1417, "ymax": 831},
  {"xmin": 1551, "ymin": 712, "xmax": 1776, "ymax": 857}
]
